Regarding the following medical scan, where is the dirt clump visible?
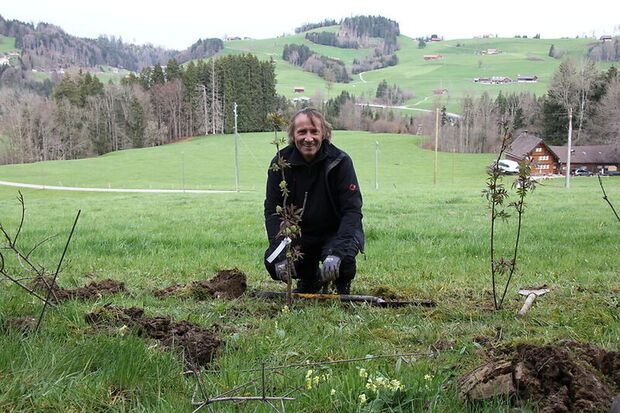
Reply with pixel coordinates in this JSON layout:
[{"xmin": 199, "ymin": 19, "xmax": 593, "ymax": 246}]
[
  {"xmin": 85, "ymin": 304, "xmax": 221, "ymax": 366},
  {"xmin": 28, "ymin": 277, "xmax": 125, "ymax": 302},
  {"xmin": 458, "ymin": 342, "xmax": 619, "ymax": 412},
  {"xmin": 154, "ymin": 268, "xmax": 246, "ymax": 300},
  {"xmin": 3, "ymin": 317, "xmax": 38, "ymax": 334}
]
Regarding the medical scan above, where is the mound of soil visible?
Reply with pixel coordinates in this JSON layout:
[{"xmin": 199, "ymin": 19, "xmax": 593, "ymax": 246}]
[
  {"xmin": 84, "ymin": 304, "xmax": 221, "ymax": 366},
  {"xmin": 458, "ymin": 341, "xmax": 620, "ymax": 412},
  {"xmin": 154, "ymin": 268, "xmax": 247, "ymax": 300},
  {"xmin": 28, "ymin": 277, "xmax": 125, "ymax": 302}
]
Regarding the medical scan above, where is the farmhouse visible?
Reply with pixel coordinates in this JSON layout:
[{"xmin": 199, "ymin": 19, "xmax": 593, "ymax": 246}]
[
  {"xmin": 506, "ymin": 133, "xmax": 559, "ymax": 175},
  {"xmin": 293, "ymin": 86, "xmax": 305, "ymax": 93},
  {"xmin": 600, "ymin": 35, "xmax": 613, "ymax": 42},
  {"xmin": 481, "ymin": 48, "xmax": 502, "ymax": 55},
  {"xmin": 474, "ymin": 76, "xmax": 512, "ymax": 84},
  {"xmin": 517, "ymin": 75, "xmax": 538, "ymax": 82},
  {"xmin": 423, "ymin": 55, "xmax": 443, "ymax": 61},
  {"xmin": 506, "ymin": 132, "xmax": 620, "ymax": 175},
  {"xmin": 433, "ymin": 89, "xmax": 448, "ymax": 95},
  {"xmin": 0, "ymin": 56, "xmax": 9, "ymax": 65}
]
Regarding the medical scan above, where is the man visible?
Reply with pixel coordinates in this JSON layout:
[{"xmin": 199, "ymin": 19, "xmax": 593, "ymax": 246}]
[{"xmin": 264, "ymin": 108, "xmax": 364, "ymax": 294}]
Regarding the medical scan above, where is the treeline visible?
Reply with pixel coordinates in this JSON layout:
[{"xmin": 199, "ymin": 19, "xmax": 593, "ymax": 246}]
[
  {"xmin": 0, "ymin": 54, "xmax": 278, "ymax": 165},
  {"xmin": 0, "ymin": 15, "xmax": 223, "ymax": 71},
  {"xmin": 341, "ymin": 16, "xmax": 400, "ymax": 53},
  {"xmin": 305, "ymin": 32, "xmax": 359, "ymax": 49},
  {"xmin": 587, "ymin": 39, "xmax": 620, "ymax": 62},
  {"xmin": 352, "ymin": 50, "xmax": 398, "ymax": 74},
  {"xmin": 294, "ymin": 20, "xmax": 338, "ymax": 34},
  {"xmin": 282, "ymin": 44, "xmax": 350, "ymax": 83}
]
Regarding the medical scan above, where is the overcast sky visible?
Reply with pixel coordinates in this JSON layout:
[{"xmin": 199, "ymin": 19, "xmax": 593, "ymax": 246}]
[{"xmin": 3, "ymin": 0, "xmax": 619, "ymax": 50}]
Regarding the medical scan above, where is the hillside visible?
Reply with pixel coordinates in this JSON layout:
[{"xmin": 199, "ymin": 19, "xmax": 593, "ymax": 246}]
[{"xmin": 216, "ymin": 29, "xmax": 611, "ymax": 111}]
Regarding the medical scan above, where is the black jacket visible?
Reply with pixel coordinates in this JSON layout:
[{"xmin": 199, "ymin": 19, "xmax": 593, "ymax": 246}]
[{"xmin": 264, "ymin": 142, "xmax": 364, "ymax": 260}]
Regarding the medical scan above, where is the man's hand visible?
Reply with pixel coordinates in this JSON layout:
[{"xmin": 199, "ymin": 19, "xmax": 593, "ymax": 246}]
[
  {"xmin": 273, "ymin": 260, "xmax": 295, "ymax": 282},
  {"xmin": 320, "ymin": 255, "xmax": 341, "ymax": 282}
]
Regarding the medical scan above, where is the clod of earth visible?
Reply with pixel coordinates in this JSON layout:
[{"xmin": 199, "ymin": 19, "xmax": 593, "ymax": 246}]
[
  {"xmin": 154, "ymin": 268, "xmax": 247, "ymax": 300},
  {"xmin": 3, "ymin": 317, "xmax": 37, "ymax": 334},
  {"xmin": 458, "ymin": 342, "xmax": 620, "ymax": 412},
  {"xmin": 28, "ymin": 277, "xmax": 125, "ymax": 302},
  {"xmin": 84, "ymin": 304, "xmax": 222, "ymax": 367}
]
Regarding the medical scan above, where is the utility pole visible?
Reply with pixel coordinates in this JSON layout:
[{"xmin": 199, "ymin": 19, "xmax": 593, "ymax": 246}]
[
  {"xmin": 434, "ymin": 108, "xmax": 439, "ymax": 186},
  {"xmin": 233, "ymin": 102, "xmax": 240, "ymax": 192},
  {"xmin": 565, "ymin": 107, "xmax": 573, "ymax": 188},
  {"xmin": 374, "ymin": 141, "xmax": 379, "ymax": 190}
]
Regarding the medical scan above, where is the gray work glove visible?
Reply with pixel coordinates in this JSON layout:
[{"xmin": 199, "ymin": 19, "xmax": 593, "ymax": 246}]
[
  {"xmin": 320, "ymin": 255, "xmax": 341, "ymax": 283},
  {"xmin": 273, "ymin": 260, "xmax": 295, "ymax": 282}
]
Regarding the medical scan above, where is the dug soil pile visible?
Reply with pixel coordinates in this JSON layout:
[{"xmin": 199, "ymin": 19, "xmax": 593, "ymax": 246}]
[
  {"xmin": 154, "ymin": 268, "xmax": 246, "ymax": 300},
  {"xmin": 459, "ymin": 341, "xmax": 620, "ymax": 412},
  {"xmin": 85, "ymin": 304, "xmax": 221, "ymax": 366},
  {"xmin": 28, "ymin": 277, "xmax": 125, "ymax": 302}
]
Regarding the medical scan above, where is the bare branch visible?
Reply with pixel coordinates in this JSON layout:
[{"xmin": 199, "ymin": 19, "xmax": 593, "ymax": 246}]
[{"xmin": 598, "ymin": 175, "xmax": 620, "ymax": 222}]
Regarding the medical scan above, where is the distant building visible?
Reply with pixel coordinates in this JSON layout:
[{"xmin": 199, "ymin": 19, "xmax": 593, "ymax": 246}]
[
  {"xmin": 433, "ymin": 89, "xmax": 448, "ymax": 95},
  {"xmin": 475, "ymin": 76, "xmax": 512, "ymax": 84},
  {"xmin": 292, "ymin": 96, "xmax": 310, "ymax": 103},
  {"xmin": 293, "ymin": 86, "xmax": 305, "ymax": 93},
  {"xmin": 517, "ymin": 75, "xmax": 538, "ymax": 82},
  {"xmin": 507, "ymin": 132, "xmax": 620, "ymax": 175},
  {"xmin": 0, "ymin": 56, "xmax": 9, "ymax": 65},
  {"xmin": 423, "ymin": 55, "xmax": 443, "ymax": 61},
  {"xmin": 600, "ymin": 35, "xmax": 613, "ymax": 42},
  {"xmin": 481, "ymin": 48, "xmax": 502, "ymax": 55}
]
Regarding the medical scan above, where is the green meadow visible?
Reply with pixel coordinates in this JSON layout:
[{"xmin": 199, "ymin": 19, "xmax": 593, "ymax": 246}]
[
  {"xmin": 0, "ymin": 35, "xmax": 17, "ymax": 53},
  {"xmin": 216, "ymin": 31, "xmax": 611, "ymax": 112},
  {"xmin": 0, "ymin": 132, "xmax": 618, "ymax": 412}
]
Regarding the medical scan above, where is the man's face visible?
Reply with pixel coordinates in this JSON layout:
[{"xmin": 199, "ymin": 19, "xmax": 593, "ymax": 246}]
[{"xmin": 293, "ymin": 113, "xmax": 323, "ymax": 162}]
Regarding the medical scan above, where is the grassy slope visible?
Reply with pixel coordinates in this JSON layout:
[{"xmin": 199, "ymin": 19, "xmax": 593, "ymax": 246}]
[
  {"xmin": 0, "ymin": 134, "xmax": 618, "ymax": 411},
  {"xmin": 212, "ymin": 30, "xmax": 612, "ymax": 112},
  {"xmin": 0, "ymin": 35, "xmax": 17, "ymax": 53}
]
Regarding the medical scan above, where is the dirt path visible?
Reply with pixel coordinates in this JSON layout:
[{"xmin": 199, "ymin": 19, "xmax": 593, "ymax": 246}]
[{"xmin": 0, "ymin": 180, "xmax": 242, "ymax": 194}]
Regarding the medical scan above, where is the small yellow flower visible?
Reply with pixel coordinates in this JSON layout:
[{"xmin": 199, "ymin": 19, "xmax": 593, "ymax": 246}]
[
  {"xmin": 306, "ymin": 369, "xmax": 314, "ymax": 379},
  {"xmin": 359, "ymin": 393, "xmax": 367, "ymax": 404},
  {"xmin": 330, "ymin": 389, "xmax": 336, "ymax": 396},
  {"xmin": 424, "ymin": 374, "xmax": 434, "ymax": 381},
  {"xmin": 359, "ymin": 368, "xmax": 368, "ymax": 378},
  {"xmin": 305, "ymin": 378, "xmax": 313, "ymax": 390},
  {"xmin": 281, "ymin": 305, "xmax": 290, "ymax": 313},
  {"xmin": 118, "ymin": 325, "xmax": 128, "ymax": 337}
]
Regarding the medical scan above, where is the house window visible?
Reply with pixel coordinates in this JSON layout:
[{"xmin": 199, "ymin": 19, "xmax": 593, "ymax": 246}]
[
  {"xmin": 539, "ymin": 164, "xmax": 550, "ymax": 170},
  {"xmin": 535, "ymin": 147, "xmax": 543, "ymax": 152},
  {"xmin": 539, "ymin": 155, "xmax": 549, "ymax": 161}
]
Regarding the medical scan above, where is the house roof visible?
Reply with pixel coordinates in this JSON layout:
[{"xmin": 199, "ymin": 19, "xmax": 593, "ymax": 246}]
[
  {"xmin": 506, "ymin": 133, "xmax": 544, "ymax": 159},
  {"xmin": 549, "ymin": 145, "xmax": 620, "ymax": 164}
]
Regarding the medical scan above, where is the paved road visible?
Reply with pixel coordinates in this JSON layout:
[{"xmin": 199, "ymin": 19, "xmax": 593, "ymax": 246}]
[{"xmin": 0, "ymin": 180, "xmax": 241, "ymax": 194}]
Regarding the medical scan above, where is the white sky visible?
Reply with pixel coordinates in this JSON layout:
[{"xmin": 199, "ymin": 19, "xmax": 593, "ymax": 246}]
[{"xmin": 2, "ymin": 0, "xmax": 619, "ymax": 50}]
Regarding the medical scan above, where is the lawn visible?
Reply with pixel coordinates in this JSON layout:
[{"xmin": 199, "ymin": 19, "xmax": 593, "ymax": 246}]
[{"xmin": 0, "ymin": 131, "xmax": 618, "ymax": 412}]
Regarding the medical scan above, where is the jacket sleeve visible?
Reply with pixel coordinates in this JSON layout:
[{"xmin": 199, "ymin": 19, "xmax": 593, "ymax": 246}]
[
  {"xmin": 264, "ymin": 157, "xmax": 284, "ymax": 257},
  {"xmin": 322, "ymin": 155, "xmax": 364, "ymax": 259}
]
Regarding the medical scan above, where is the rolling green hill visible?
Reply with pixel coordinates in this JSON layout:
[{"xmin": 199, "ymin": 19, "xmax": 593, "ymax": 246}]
[{"xmin": 211, "ymin": 29, "xmax": 613, "ymax": 112}]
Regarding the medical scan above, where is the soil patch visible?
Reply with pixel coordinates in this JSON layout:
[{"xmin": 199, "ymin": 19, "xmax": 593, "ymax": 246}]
[
  {"xmin": 3, "ymin": 316, "xmax": 37, "ymax": 333},
  {"xmin": 458, "ymin": 341, "xmax": 620, "ymax": 412},
  {"xmin": 154, "ymin": 268, "xmax": 247, "ymax": 300},
  {"xmin": 84, "ymin": 304, "xmax": 221, "ymax": 367},
  {"xmin": 28, "ymin": 277, "xmax": 125, "ymax": 302}
]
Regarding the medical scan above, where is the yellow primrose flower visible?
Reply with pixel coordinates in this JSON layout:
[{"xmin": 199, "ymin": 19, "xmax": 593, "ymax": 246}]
[
  {"xmin": 359, "ymin": 393, "xmax": 367, "ymax": 404},
  {"xmin": 359, "ymin": 368, "xmax": 368, "ymax": 378},
  {"xmin": 330, "ymin": 389, "xmax": 336, "ymax": 396}
]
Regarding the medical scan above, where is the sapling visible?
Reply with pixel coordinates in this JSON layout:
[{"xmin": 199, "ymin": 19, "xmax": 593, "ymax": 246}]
[
  {"xmin": 597, "ymin": 174, "xmax": 620, "ymax": 222},
  {"xmin": 482, "ymin": 123, "xmax": 536, "ymax": 310},
  {"xmin": 266, "ymin": 113, "xmax": 306, "ymax": 306}
]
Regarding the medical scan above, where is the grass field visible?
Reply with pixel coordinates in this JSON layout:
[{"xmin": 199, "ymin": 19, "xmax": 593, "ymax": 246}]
[
  {"xmin": 0, "ymin": 35, "xmax": 17, "ymax": 53},
  {"xmin": 214, "ymin": 30, "xmax": 614, "ymax": 113},
  {"xmin": 0, "ymin": 132, "xmax": 618, "ymax": 412}
]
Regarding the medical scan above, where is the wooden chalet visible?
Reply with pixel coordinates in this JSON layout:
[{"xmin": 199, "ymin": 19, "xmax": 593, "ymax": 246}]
[
  {"xmin": 423, "ymin": 55, "xmax": 443, "ymax": 61},
  {"xmin": 506, "ymin": 133, "xmax": 620, "ymax": 175},
  {"xmin": 517, "ymin": 75, "xmax": 538, "ymax": 82},
  {"xmin": 293, "ymin": 86, "xmax": 305, "ymax": 93},
  {"xmin": 506, "ymin": 133, "xmax": 559, "ymax": 175}
]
